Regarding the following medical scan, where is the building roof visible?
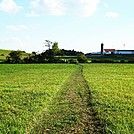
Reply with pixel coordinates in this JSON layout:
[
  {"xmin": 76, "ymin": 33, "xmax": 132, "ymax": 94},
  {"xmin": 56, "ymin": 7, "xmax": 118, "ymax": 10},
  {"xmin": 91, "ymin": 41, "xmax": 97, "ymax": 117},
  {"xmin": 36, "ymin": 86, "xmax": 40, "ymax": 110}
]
[
  {"xmin": 116, "ymin": 50, "xmax": 134, "ymax": 51},
  {"xmin": 104, "ymin": 49, "xmax": 115, "ymax": 52}
]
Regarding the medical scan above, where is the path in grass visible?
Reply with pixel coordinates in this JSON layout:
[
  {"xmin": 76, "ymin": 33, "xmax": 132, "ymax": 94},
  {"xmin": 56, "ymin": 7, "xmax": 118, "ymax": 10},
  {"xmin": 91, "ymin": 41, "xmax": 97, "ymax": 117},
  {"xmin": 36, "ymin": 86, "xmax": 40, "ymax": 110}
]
[{"xmin": 29, "ymin": 65, "xmax": 104, "ymax": 133}]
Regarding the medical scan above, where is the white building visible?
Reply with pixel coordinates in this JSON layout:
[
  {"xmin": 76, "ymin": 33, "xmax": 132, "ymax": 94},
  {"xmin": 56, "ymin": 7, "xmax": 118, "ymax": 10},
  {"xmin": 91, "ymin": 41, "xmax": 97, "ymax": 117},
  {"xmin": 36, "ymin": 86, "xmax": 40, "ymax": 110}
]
[{"xmin": 115, "ymin": 50, "xmax": 134, "ymax": 54}]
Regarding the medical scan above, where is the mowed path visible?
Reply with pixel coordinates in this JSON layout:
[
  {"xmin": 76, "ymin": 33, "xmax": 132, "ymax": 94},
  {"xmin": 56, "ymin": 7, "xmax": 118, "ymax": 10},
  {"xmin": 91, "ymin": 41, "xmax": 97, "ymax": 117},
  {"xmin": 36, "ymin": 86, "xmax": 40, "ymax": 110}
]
[{"xmin": 29, "ymin": 65, "xmax": 104, "ymax": 134}]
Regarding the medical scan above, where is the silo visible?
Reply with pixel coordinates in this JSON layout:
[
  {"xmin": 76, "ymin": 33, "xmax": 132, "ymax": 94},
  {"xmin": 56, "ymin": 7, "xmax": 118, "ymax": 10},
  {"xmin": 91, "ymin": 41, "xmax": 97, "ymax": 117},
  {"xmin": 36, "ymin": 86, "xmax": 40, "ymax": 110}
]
[{"xmin": 101, "ymin": 43, "xmax": 104, "ymax": 55}]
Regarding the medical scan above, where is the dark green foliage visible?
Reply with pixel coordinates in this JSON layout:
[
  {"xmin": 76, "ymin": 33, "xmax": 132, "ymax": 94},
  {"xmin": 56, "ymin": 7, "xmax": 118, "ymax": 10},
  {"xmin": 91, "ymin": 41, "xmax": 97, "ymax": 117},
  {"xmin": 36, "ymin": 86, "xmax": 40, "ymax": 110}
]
[
  {"xmin": 68, "ymin": 59, "xmax": 78, "ymax": 64},
  {"xmin": 6, "ymin": 50, "xmax": 23, "ymax": 63},
  {"xmin": 22, "ymin": 48, "xmax": 84, "ymax": 64},
  {"xmin": 77, "ymin": 53, "xmax": 88, "ymax": 63},
  {"xmin": 60, "ymin": 49, "xmax": 82, "ymax": 56},
  {"xmin": 52, "ymin": 42, "xmax": 60, "ymax": 56},
  {"xmin": 89, "ymin": 54, "xmax": 134, "ymax": 63}
]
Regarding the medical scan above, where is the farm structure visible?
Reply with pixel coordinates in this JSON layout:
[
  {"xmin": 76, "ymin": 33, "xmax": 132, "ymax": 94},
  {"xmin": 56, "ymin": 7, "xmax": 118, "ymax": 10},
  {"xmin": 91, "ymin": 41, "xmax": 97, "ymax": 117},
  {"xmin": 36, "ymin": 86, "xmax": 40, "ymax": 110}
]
[
  {"xmin": 100, "ymin": 43, "xmax": 134, "ymax": 55},
  {"xmin": 88, "ymin": 44, "xmax": 134, "ymax": 55},
  {"xmin": 104, "ymin": 49, "xmax": 134, "ymax": 54},
  {"xmin": 115, "ymin": 50, "xmax": 134, "ymax": 54},
  {"xmin": 104, "ymin": 49, "xmax": 115, "ymax": 54}
]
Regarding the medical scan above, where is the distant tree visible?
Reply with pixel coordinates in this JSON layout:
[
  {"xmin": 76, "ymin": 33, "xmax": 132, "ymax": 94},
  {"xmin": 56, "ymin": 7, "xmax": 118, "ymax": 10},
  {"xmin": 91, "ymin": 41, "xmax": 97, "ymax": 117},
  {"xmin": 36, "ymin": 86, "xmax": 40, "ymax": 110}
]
[
  {"xmin": 42, "ymin": 49, "xmax": 54, "ymax": 62},
  {"xmin": 32, "ymin": 51, "xmax": 36, "ymax": 55},
  {"xmin": 52, "ymin": 42, "xmax": 60, "ymax": 56},
  {"xmin": 7, "ymin": 50, "xmax": 23, "ymax": 63},
  {"xmin": 44, "ymin": 40, "xmax": 53, "ymax": 50}
]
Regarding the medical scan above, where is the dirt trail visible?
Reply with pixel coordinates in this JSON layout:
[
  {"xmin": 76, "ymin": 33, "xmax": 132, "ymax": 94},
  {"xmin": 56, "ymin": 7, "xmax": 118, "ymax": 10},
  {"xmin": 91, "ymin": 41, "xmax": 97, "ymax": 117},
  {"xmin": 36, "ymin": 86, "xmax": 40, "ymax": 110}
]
[{"xmin": 29, "ymin": 65, "xmax": 104, "ymax": 134}]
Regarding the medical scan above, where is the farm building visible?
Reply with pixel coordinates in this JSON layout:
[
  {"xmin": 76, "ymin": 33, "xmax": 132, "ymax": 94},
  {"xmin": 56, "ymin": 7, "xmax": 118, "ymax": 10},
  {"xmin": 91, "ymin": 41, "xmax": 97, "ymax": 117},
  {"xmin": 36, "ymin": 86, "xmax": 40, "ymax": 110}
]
[
  {"xmin": 115, "ymin": 50, "xmax": 134, "ymax": 54},
  {"xmin": 101, "ymin": 43, "xmax": 134, "ymax": 55},
  {"xmin": 86, "ymin": 44, "xmax": 134, "ymax": 56},
  {"xmin": 104, "ymin": 49, "xmax": 115, "ymax": 54},
  {"xmin": 104, "ymin": 49, "xmax": 134, "ymax": 54}
]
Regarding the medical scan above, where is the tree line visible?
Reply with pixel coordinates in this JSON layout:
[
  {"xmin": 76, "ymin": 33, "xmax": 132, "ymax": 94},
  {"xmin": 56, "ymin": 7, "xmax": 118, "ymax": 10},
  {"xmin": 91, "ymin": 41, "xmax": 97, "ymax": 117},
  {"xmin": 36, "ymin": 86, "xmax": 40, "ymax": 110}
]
[{"xmin": 3, "ymin": 41, "xmax": 88, "ymax": 64}]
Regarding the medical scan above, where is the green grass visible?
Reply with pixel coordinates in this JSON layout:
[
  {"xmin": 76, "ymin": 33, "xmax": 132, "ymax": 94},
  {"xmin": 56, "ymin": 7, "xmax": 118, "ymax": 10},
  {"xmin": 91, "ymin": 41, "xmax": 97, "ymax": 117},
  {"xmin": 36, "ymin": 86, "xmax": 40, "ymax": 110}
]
[
  {"xmin": 83, "ymin": 64, "xmax": 134, "ymax": 134},
  {"xmin": 0, "ymin": 49, "xmax": 12, "ymax": 62},
  {"xmin": 0, "ymin": 49, "xmax": 12, "ymax": 56},
  {"xmin": 1, "ymin": 63, "xmax": 133, "ymax": 133},
  {"xmin": 28, "ymin": 65, "xmax": 103, "ymax": 133},
  {"xmin": 0, "ymin": 64, "xmax": 76, "ymax": 133}
]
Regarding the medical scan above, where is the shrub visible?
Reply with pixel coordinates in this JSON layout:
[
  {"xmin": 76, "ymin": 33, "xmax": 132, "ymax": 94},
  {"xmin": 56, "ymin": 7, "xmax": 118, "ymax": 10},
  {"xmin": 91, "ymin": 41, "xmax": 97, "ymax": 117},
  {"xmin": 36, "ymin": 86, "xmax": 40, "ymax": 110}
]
[
  {"xmin": 77, "ymin": 53, "xmax": 88, "ymax": 63},
  {"xmin": 68, "ymin": 59, "xmax": 79, "ymax": 64}
]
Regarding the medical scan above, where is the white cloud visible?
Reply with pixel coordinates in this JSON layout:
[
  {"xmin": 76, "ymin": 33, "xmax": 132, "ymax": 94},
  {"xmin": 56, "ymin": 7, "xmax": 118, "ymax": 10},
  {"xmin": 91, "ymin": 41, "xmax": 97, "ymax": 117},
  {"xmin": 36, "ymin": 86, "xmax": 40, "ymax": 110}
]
[
  {"xmin": 29, "ymin": 0, "xmax": 100, "ymax": 17},
  {"xmin": 106, "ymin": 12, "xmax": 119, "ymax": 17},
  {"xmin": 0, "ymin": 37, "xmax": 29, "ymax": 50},
  {"xmin": 26, "ymin": 10, "xmax": 39, "ymax": 17},
  {"xmin": 80, "ymin": 0, "xmax": 100, "ymax": 17},
  {"xmin": 30, "ymin": 0, "xmax": 65, "ymax": 16},
  {"xmin": 6, "ymin": 25, "xmax": 28, "ymax": 31},
  {"xmin": 45, "ymin": 0, "xmax": 65, "ymax": 16},
  {"xmin": 0, "ymin": 0, "xmax": 23, "ymax": 13}
]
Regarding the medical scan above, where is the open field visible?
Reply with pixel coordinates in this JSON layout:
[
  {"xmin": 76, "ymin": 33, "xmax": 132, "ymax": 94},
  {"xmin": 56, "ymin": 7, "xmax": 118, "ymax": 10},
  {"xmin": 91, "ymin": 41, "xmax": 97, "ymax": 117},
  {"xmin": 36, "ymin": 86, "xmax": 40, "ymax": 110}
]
[
  {"xmin": 0, "ymin": 63, "xmax": 134, "ymax": 133},
  {"xmin": 0, "ymin": 64, "xmax": 76, "ymax": 133},
  {"xmin": 83, "ymin": 64, "xmax": 134, "ymax": 133}
]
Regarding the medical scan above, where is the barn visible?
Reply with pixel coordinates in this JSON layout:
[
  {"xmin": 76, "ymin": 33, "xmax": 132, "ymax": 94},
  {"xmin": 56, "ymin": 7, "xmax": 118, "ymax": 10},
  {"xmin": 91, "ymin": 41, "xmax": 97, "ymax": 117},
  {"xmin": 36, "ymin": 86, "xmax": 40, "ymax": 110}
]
[{"xmin": 104, "ymin": 49, "xmax": 115, "ymax": 54}]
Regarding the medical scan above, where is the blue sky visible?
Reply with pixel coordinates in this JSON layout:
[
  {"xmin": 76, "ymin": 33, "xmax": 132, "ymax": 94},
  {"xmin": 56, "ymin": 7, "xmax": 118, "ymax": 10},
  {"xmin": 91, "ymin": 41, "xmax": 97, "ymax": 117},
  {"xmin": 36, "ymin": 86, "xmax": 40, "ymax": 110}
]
[{"xmin": 0, "ymin": 0, "xmax": 134, "ymax": 53}]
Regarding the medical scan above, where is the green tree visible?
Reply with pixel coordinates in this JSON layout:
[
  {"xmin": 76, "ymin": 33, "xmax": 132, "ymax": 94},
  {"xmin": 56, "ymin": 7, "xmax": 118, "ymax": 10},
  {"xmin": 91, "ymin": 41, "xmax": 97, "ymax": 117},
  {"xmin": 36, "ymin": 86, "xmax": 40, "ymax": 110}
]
[
  {"xmin": 7, "ymin": 50, "xmax": 23, "ymax": 63},
  {"xmin": 52, "ymin": 42, "xmax": 60, "ymax": 56}
]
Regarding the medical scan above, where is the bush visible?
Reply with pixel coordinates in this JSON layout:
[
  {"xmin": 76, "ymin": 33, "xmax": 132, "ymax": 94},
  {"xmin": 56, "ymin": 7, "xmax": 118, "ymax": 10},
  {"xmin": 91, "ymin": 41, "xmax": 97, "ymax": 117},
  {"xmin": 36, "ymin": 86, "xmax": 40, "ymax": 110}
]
[
  {"xmin": 68, "ymin": 59, "xmax": 79, "ymax": 64},
  {"xmin": 77, "ymin": 54, "xmax": 88, "ymax": 63}
]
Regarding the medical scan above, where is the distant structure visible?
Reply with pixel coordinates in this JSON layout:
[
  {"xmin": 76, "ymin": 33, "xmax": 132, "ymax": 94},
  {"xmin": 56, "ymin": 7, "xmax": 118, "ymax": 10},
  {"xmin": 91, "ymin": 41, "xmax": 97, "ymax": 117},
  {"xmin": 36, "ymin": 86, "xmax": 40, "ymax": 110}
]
[
  {"xmin": 114, "ymin": 50, "xmax": 134, "ymax": 54},
  {"xmin": 104, "ymin": 49, "xmax": 134, "ymax": 55},
  {"xmin": 104, "ymin": 49, "xmax": 115, "ymax": 54},
  {"xmin": 101, "ymin": 43, "xmax": 104, "ymax": 55},
  {"xmin": 85, "ymin": 43, "xmax": 134, "ymax": 56},
  {"xmin": 101, "ymin": 43, "xmax": 134, "ymax": 54}
]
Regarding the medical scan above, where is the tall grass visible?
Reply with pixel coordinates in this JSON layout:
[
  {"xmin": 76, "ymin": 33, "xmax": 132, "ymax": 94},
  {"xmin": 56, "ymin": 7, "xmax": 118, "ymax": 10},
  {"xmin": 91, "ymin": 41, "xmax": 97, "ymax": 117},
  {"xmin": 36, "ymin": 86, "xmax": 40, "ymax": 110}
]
[
  {"xmin": 0, "ymin": 64, "xmax": 76, "ymax": 133},
  {"xmin": 83, "ymin": 64, "xmax": 134, "ymax": 134}
]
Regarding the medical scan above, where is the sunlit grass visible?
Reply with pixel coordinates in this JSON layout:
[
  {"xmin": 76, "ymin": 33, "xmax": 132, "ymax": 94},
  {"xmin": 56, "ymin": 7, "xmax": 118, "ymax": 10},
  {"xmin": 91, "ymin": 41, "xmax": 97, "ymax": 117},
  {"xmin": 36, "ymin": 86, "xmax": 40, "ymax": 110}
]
[
  {"xmin": 83, "ymin": 64, "xmax": 134, "ymax": 134},
  {"xmin": 0, "ymin": 64, "xmax": 76, "ymax": 133}
]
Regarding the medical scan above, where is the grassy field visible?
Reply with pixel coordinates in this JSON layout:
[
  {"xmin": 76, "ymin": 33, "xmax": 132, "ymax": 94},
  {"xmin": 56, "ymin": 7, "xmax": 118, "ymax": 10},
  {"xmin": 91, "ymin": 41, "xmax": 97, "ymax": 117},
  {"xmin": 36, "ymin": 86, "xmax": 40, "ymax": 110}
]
[
  {"xmin": 0, "ymin": 49, "xmax": 11, "ymax": 62},
  {"xmin": 0, "ymin": 64, "xmax": 76, "ymax": 133},
  {"xmin": 83, "ymin": 64, "xmax": 134, "ymax": 133},
  {"xmin": 0, "ymin": 63, "xmax": 133, "ymax": 133}
]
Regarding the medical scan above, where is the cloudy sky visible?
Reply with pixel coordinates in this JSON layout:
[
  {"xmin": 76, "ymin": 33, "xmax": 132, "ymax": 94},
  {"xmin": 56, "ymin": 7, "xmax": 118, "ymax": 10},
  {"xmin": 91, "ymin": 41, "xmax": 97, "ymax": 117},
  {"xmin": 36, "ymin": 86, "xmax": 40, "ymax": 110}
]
[{"xmin": 0, "ymin": 0, "xmax": 134, "ymax": 53}]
